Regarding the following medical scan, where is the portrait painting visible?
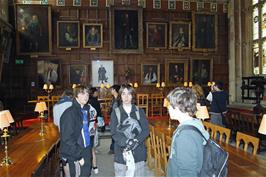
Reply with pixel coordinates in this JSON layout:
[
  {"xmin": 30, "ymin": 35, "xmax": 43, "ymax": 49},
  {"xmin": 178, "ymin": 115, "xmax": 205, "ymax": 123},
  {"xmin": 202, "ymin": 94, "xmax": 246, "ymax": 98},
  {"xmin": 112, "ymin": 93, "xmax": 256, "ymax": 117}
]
[
  {"xmin": 57, "ymin": 21, "xmax": 80, "ymax": 48},
  {"xmin": 91, "ymin": 60, "xmax": 114, "ymax": 87},
  {"xmin": 191, "ymin": 58, "xmax": 213, "ymax": 85},
  {"xmin": 69, "ymin": 65, "xmax": 87, "ymax": 85},
  {"xmin": 166, "ymin": 59, "xmax": 188, "ymax": 86},
  {"xmin": 146, "ymin": 22, "xmax": 167, "ymax": 49},
  {"xmin": 193, "ymin": 13, "xmax": 217, "ymax": 51},
  {"xmin": 83, "ymin": 23, "xmax": 103, "ymax": 48},
  {"xmin": 16, "ymin": 5, "xmax": 52, "ymax": 55},
  {"xmin": 141, "ymin": 63, "xmax": 160, "ymax": 85},
  {"xmin": 110, "ymin": 7, "xmax": 143, "ymax": 53},
  {"xmin": 37, "ymin": 60, "xmax": 60, "ymax": 88},
  {"xmin": 169, "ymin": 21, "xmax": 191, "ymax": 49}
]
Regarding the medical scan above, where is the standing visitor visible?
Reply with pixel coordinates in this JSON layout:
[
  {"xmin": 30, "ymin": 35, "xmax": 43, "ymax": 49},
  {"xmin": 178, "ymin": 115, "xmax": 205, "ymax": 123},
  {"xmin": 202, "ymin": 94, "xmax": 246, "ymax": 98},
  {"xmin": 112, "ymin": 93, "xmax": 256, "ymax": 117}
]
[
  {"xmin": 166, "ymin": 87, "xmax": 209, "ymax": 177},
  {"xmin": 60, "ymin": 85, "xmax": 92, "ymax": 177},
  {"xmin": 110, "ymin": 84, "xmax": 149, "ymax": 177}
]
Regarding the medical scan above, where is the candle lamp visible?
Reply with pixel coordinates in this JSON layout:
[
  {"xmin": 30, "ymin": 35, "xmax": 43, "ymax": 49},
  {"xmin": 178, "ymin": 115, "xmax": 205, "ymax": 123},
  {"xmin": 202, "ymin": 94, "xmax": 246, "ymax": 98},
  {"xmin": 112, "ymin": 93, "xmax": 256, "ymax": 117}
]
[
  {"xmin": 0, "ymin": 110, "xmax": 14, "ymax": 166},
  {"xmin": 35, "ymin": 102, "xmax": 48, "ymax": 136}
]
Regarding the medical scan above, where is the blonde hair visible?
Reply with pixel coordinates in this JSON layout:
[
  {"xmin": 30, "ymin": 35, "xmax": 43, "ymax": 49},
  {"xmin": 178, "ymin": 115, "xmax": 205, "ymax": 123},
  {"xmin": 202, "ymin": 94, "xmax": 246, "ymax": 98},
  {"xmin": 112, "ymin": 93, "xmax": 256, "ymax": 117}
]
[{"xmin": 191, "ymin": 84, "xmax": 204, "ymax": 98}]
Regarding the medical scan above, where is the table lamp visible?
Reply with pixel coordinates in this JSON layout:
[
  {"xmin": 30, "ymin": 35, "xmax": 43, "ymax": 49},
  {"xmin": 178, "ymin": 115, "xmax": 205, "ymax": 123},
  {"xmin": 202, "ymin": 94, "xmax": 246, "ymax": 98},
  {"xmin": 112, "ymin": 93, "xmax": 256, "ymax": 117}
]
[
  {"xmin": 0, "ymin": 110, "xmax": 13, "ymax": 166},
  {"xmin": 258, "ymin": 114, "xmax": 266, "ymax": 135},
  {"xmin": 195, "ymin": 104, "xmax": 210, "ymax": 120},
  {"xmin": 35, "ymin": 102, "xmax": 48, "ymax": 136}
]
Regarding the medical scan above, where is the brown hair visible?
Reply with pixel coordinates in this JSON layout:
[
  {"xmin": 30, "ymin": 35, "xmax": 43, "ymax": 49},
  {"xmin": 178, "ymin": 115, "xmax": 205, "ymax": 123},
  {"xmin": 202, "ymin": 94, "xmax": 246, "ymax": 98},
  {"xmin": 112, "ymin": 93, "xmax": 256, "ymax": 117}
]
[
  {"xmin": 191, "ymin": 84, "xmax": 204, "ymax": 98},
  {"xmin": 73, "ymin": 85, "xmax": 89, "ymax": 98},
  {"xmin": 167, "ymin": 87, "xmax": 197, "ymax": 117},
  {"xmin": 118, "ymin": 84, "xmax": 136, "ymax": 104}
]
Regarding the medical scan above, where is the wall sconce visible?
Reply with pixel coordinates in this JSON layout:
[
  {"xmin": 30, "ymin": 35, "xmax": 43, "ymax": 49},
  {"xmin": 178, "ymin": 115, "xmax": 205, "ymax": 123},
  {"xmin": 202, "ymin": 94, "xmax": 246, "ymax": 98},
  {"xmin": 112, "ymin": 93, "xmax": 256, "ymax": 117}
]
[
  {"xmin": 35, "ymin": 102, "xmax": 48, "ymax": 136},
  {"xmin": 184, "ymin": 81, "xmax": 192, "ymax": 87},
  {"xmin": 43, "ymin": 83, "xmax": 54, "ymax": 94},
  {"xmin": 156, "ymin": 82, "xmax": 166, "ymax": 95},
  {"xmin": 99, "ymin": 83, "xmax": 111, "ymax": 98},
  {"xmin": 0, "ymin": 110, "xmax": 14, "ymax": 166}
]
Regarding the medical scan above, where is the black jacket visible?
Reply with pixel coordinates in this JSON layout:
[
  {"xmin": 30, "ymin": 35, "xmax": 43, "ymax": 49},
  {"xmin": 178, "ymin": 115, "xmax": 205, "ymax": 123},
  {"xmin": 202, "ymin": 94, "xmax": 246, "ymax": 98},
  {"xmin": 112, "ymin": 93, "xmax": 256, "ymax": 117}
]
[
  {"xmin": 110, "ymin": 104, "xmax": 149, "ymax": 164},
  {"xmin": 59, "ymin": 99, "xmax": 92, "ymax": 161}
]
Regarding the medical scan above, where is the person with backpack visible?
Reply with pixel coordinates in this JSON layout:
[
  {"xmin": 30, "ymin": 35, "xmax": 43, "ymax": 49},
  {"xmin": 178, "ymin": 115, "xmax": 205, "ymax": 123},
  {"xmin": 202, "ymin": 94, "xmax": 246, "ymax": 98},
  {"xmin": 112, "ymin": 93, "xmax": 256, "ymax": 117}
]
[
  {"xmin": 108, "ymin": 84, "xmax": 121, "ymax": 154},
  {"xmin": 166, "ymin": 87, "xmax": 210, "ymax": 177},
  {"xmin": 110, "ymin": 84, "xmax": 149, "ymax": 177}
]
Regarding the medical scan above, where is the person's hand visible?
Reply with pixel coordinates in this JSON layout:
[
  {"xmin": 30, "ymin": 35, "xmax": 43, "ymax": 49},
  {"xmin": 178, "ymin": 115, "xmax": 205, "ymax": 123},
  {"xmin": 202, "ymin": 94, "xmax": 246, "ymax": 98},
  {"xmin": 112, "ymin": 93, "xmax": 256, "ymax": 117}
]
[
  {"xmin": 79, "ymin": 158, "xmax": 84, "ymax": 166},
  {"xmin": 125, "ymin": 139, "xmax": 139, "ymax": 151}
]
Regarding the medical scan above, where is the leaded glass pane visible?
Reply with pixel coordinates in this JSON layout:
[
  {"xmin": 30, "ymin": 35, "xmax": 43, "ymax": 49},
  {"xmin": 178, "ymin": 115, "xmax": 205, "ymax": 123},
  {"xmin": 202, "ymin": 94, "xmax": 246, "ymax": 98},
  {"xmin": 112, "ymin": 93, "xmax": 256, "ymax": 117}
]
[
  {"xmin": 253, "ymin": 7, "xmax": 259, "ymax": 40},
  {"xmin": 253, "ymin": 43, "xmax": 260, "ymax": 75}
]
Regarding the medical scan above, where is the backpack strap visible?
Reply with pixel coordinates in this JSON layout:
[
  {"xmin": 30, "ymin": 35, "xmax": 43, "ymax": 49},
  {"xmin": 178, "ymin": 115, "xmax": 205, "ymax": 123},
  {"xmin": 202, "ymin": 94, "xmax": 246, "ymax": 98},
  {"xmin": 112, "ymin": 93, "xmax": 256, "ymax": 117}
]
[
  {"xmin": 114, "ymin": 106, "xmax": 140, "ymax": 126},
  {"xmin": 135, "ymin": 106, "xmax": 140, "ymax": 121},
  {"xmin": 114, "ymin": 107, "xmax": 121, "ymax": 127},
  {"xmin": 178, "ymin": 125, "xmax": 208, "ymax": 142}
]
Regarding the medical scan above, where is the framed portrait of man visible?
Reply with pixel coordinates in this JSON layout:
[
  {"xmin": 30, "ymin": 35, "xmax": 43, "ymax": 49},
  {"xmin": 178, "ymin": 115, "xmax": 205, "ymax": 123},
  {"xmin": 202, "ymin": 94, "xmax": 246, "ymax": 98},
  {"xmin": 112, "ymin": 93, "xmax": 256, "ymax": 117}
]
[
  {"xmin": 192, "ymin": 12, "xmax": 217, "ymax": 51},
  {"xmin": 166, "ymin": 59, "xmax": 189, "ymax": 86},
  {"xmin": 83, "ymin": 23, "xmax": 103, "ymax": 48},
  {"xmin": 169, "ymin": 21, "xmax": 191, "ymax": 49},
  {"xmin": 37, "ymin": 60, "xmax": 60, "ymax": 88},
  {"xmin": 91, "ymin": 60, "xmax": 114, "ymax": 87},
  {"xmin": 57, "ymin": 21, "xmax": 80, "ymax": 49},
  {"xmin": 141, "ymin": 63, "xmax": 160, "ymax": 85},
  {"xmin": 146, "ymin": 22, "xmax": 167, "ymax": 49},
  {"xmin": 16, "ymin": 5, "xmax": 52, "ymax": 55},
  {"xmin": 69, "ymin": 65, "xmax": 87, "ymax": 85},
  {"xmin": 110, "ymin": 7, "xmax": 143, "ymax": 53},
  {"xmin": 191, "ymin": 58, "xmax": 213, "ymax": 85}
]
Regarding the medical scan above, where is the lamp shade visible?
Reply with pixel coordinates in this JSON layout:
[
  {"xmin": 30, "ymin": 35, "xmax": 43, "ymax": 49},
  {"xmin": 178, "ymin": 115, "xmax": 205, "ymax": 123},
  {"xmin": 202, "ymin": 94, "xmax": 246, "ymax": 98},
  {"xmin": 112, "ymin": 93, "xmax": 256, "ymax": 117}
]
[
  {"xmin": 100, "ymin": 83, "xmax": 105, "ymax": 89},
  {"xmin": 133, "ymin": 82, "xmax": 138, "ymax": 88},
  {"xmin": 106, "ymin": 83, "xmax": 111, "ymax": 89},
  {"xmin": 35, "ymin": 102, "xmax": 48, "ymax": 113},
  {"xmin": 1, "ymin": 110, "xmax": 14, "ymax": 123},
  {"xmin": 258, "ymin": 115, "xmax": 266, "ymax": 135},
  {"xmin": 184, "ymin": 82, "xmax": 188, "ymax": 87},
  {"xmin": 43, "ymin": 84, "xmax": 48, "ymax": 90},
  {"xmin": 161, "ymin": 82, "xmax": 166, "ymax": 87},
  {"xmin": 0, "ymin": 111, "xmax": 10, "ymax": 130},
  {"xmin": 163, "ymin": 98, "xmax": 170, "ymax": 108},
  {"xmin": 49, "ymin": 84, "xmax": 54, "ymax": 90},
  {"xmin": 72, "ymin": 84, "xmax": 77, "ymax": 89},
  {"xmin": 196, "ymin": 104, "xmax": 209, "ymax": 120}
]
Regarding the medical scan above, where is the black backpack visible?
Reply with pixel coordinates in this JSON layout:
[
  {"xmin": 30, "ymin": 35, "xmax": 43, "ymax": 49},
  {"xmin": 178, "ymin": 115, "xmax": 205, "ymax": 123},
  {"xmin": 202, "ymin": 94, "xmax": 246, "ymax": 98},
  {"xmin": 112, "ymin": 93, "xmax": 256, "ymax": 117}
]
[{"xmin": 178, "ymin": 125, "xmax": 229, "ymax": 177}]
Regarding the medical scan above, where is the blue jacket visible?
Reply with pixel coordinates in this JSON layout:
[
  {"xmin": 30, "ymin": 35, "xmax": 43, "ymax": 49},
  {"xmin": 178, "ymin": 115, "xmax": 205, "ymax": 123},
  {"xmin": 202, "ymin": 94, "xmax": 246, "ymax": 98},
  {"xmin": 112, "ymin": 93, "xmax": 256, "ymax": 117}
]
[{"xmin": 167, "ymin": 118, "xmax": 209, "ymax": 177}]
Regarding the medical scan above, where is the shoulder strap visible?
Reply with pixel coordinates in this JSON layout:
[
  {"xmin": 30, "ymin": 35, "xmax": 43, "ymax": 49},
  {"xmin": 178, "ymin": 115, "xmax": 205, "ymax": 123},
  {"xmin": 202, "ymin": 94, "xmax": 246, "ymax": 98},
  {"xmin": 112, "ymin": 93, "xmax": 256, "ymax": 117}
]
[
  {"xmin": 135, "ymin": 106, "xmax": 140, "ymax": 120},
  {"xmin": 114, "ymin": 107, "xmax": 121, "ymax": 125},
  {"xmin": 178, "ymin": 125, "xmax": 208, "ymax": 142}
]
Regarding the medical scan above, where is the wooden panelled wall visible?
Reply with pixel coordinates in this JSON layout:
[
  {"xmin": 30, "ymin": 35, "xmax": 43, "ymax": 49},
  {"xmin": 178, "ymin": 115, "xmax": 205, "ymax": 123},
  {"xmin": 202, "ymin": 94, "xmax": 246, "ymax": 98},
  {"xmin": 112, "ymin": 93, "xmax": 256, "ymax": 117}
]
[{"xmin": 4, "ymin": 0, "xmax": 228, "ymax": 101}]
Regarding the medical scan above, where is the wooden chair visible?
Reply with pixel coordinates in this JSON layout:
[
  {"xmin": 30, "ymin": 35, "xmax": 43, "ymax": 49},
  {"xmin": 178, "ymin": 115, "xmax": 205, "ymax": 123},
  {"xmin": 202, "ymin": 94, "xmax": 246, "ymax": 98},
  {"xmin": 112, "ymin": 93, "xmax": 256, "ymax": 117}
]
[
  {"xmin": 147, "ymin": 124, "xmax": 156, "ymax": 170},
  {"xmin": 202, "ymin": 121, "xmax": 216, "ymax": 138},
  {"xmin": 239, "ymin": 112, "xmax": 259, "ymax": 137},
  {"xmin": 136, "ymin": 94, "xmax": 149, "ymax": 116},
  {"xmin": 213, "ymin": 125, "xmax": 231, "ymax": 144},
  {"xmin": 155, "ymin": 131, "xmax": 168, "ymax": 177},
  {"xmin": 51, "ymin": 95, "xmax": 60, "ymax": 106},
  {"xmin": 236, "ymin": 131, "xmax": 260, "ymax": 155},
  {"xmin": 150, "ymin": 93, "xmax": 163, "ymax": 117}
]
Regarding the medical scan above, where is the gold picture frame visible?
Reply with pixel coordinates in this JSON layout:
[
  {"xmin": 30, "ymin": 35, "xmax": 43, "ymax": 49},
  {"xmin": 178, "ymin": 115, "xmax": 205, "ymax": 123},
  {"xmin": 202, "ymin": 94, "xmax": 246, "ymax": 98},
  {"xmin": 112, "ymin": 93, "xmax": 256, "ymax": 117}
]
[
  {"xmin": 83, "ymin": 23, "xmax": 103, "ymax": 48},
  {"xmin": 192, "ymin": 12, "xmax": 217, "ymax": 51},
  {"xmin": 146, "ymin": 22, "xmax": 167, "ymax": 49},
  {"xmin": 57, "ymin": 21, "xmax": 80, "ymax": 49},
  {"xmin": 169, "ymin": 21, "xmax": 191, "ymax": 49},
  {"xmin": 165, "ymin": 59, "xmax": 189, "ymax": 86},
  {"xmin": 190, "ymin": 58, "xmax": 213, "ymax": 85},
  {"xmin": 141, "ymin": 63, "xmax": 160, "ymax": 85},
  {"xmin": 110, "ymin": 7, "xmax": 143, "ymax": 54},
  {"xmin": 16, "ymin": 5, "xmax": 52, "ymax": 55}
]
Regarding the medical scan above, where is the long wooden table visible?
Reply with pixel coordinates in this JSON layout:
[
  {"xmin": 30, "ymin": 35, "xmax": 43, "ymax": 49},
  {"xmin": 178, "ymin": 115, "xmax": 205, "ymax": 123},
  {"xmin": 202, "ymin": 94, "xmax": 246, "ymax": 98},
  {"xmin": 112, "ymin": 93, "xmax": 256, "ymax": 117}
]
[
  {"xmin": 0, "ymin": 121, "xmax": 59, "ymax": 177},
  {"xmin": 149, "ymin": 119, "xmax": 266, "ymax": 177}
]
